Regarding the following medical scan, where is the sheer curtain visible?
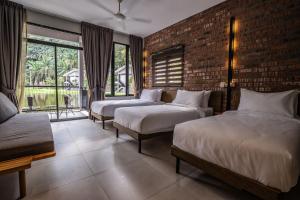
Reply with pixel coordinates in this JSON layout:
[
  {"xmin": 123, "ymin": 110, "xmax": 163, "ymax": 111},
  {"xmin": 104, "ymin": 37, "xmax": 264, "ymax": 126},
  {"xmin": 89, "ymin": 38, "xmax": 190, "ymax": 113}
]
[
  {"xmin": 16, "ymin": 14, "xmax": 28, "ymax": 111},
  {"xmin": 0, "ymin": 0, "xmax": 26, "ymax": 108}
]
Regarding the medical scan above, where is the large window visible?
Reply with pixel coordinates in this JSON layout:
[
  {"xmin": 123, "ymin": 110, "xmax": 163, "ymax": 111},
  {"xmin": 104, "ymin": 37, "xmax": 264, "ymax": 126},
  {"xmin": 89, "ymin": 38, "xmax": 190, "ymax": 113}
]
[
  {"xmin": 106, "ymin": 43, "xmax": 134, "ymax": 96},
  {"xmin": 152, "ymin": 45, "xmax": 184, "ymax": 87},
  {"xmin": 23, "ymin": 23, "xmax": 88, "ymax": 121}
]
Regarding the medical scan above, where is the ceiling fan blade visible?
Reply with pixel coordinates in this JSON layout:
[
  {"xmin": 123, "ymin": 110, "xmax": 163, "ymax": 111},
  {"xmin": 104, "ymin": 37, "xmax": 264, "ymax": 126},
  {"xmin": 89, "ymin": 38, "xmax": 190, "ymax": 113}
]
[
  {"xmin": 129, "ymin": 17, "xmax": 152, "ymax": 24},
  {"xmin": 89, "ymin": 0, "xmax": 116, "ymax": 16}
]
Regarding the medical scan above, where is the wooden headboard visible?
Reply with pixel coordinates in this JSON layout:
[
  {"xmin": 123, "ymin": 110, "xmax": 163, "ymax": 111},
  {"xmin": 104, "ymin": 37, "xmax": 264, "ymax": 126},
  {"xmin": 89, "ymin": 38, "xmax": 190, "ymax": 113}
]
[
  {"xmin": 208, "ymin": 91, "xmax": 223, "ymax": 114},
  {"xmin": 161, "ymin": 90, "xmax": 177, "ymax": 103},
  {"xmin": 161, "ymin": 90, "xmax": 224, "ymax": 114},
  {"xmin": 298, "ymin": 94, "xmax": 300, "ymax": 116}
]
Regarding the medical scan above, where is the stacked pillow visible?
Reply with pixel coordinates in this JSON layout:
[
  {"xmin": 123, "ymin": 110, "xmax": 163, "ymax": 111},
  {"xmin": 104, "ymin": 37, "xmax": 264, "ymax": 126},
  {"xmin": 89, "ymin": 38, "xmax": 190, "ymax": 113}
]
[
  {"xmin": 238, "ymin": 89, "xmax": 299, "ymax": 118},
  {"xmin": 0, "ymin": 92, "xmax": 18, "ymax": 123},
  {"xmin": 140, "ymin": 89, "xmax": 163, "ymax": 102}
]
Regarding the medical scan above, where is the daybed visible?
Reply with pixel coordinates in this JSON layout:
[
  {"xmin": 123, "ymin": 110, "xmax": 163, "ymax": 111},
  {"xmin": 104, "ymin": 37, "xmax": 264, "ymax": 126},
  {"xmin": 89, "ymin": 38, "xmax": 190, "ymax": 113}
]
[{"xmin": 0, "ymin": 92, "xmax": 55, "ymax": 199}]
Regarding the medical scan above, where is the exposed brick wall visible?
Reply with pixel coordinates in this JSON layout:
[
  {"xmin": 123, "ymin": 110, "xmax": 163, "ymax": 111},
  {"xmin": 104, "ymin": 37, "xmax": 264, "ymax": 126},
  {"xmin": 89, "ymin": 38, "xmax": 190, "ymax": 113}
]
[{"xmin": 144, "ymin": 0, "xmax": 300, "ymax": 111}]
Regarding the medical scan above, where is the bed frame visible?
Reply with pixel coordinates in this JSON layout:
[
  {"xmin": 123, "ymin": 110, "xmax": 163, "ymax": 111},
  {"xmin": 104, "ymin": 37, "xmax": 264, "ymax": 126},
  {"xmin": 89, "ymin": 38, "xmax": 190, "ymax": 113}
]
[
  {"xmin": 171, "ymin": 145, "xmax": 282, "ymax": 200},
  {"xmin": 91, "ymin": 111, "xmax": 114, "ymax": 129},
  {"xmin": 0, "ymin": 151, "xmax": 56, "ymax": 199},
  {"xmin": 113, "ymin": 90, "xmax": 223, "ymax": 153},
  {"xmin": 90, "ymin": 90, "xmax": 182, "ymax": 129}
]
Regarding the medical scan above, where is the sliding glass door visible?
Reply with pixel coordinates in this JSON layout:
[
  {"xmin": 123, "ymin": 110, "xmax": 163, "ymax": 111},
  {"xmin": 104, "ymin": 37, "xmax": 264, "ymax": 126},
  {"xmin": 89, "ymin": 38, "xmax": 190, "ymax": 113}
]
[{"xmin": 22, "ymin": 23, "xmax": 88, "ymax": 121}]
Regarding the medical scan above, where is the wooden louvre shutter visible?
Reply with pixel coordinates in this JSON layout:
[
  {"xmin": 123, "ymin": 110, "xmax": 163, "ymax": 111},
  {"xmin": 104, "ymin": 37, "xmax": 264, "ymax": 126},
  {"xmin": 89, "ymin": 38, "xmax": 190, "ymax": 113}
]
[{"xmin": 152, "ymin": 45, "xmax": 184, "ymax": 87}]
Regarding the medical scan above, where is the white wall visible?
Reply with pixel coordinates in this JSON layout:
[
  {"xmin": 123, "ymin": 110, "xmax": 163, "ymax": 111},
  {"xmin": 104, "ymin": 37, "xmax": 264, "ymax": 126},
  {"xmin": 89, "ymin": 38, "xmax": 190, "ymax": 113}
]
[{"xmin": 27, "ymin": 10, "xmax": 130, "ymax": 44}]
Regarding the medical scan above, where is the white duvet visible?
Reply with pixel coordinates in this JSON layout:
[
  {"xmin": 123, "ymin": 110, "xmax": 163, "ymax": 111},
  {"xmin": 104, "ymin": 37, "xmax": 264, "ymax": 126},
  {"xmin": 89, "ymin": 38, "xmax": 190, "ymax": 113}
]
[
  {"xmin": 173, "ymin": 111, "xmax": 300, "ymax": 192},
  {"xmin": 114, "ymin": 104, "xmax": 213, "ymax": 134},
  {"xmin": 91, "ymin": 99, "xmax": 162, "ymax": 117}
]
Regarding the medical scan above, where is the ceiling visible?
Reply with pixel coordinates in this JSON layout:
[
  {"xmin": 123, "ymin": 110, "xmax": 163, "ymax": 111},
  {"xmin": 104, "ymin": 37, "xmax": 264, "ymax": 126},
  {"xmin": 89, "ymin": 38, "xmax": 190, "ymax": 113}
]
[{"xmin": 12, "ymin": 0, "xmax": 224, "ymax": 37}]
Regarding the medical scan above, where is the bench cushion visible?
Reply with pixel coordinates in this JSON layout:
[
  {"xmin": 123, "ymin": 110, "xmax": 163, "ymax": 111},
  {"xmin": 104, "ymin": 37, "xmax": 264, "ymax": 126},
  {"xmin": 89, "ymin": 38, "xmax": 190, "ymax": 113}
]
[
  {"xmin": 0, "ymin": 92, "xmax": 18, "ymax": 123},
  {"xmin": 0, "ymin": 113, "xmax": 54, "ymax": 162}
]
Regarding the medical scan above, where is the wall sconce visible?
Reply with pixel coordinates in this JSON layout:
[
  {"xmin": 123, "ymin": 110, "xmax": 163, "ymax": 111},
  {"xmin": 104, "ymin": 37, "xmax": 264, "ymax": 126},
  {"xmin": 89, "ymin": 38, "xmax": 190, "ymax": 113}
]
[
  {"xmin": 226, "ymin": 16, "xmax": 236, "ymax": 111},
  {"xmin": 143, "ymin": 50, "xmax": 149, "ymax": 87}
]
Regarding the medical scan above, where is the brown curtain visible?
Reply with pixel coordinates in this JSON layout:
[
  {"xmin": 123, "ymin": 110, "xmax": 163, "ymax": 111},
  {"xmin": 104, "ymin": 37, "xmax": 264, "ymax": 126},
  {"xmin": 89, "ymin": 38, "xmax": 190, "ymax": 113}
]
[
  {"xmin": 0, "ymin": 0, "xmax": 26, "ymax": 108},
  {"xmin": 81, "ymin": 22, "xmax": 113, "ymax": 112},
  {"xmin": 129, "ymin": 35, "xmax": 143, "ymax": 97}
]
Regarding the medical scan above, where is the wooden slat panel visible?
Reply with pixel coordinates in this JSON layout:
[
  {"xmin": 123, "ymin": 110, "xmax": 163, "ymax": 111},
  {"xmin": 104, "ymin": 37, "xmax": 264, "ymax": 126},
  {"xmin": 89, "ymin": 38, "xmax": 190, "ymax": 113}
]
[{"xmin": 152, "ymin": 45, "xmax": 184, "ymax": 87}]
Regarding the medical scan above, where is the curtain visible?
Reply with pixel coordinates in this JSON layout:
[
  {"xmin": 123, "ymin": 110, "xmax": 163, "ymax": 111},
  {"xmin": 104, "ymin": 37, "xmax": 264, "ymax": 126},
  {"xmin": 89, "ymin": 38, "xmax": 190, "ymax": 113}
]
[
  {"xmin": 0, "ymin": 0, "xmax": 26, "ymax": 108},
  {"xmin": 129, "ymin": 35, "xmax": 143, "ymax": 98},
  {"xmin": 81, "ymin": 22, "xmax": 113, "ymax": 113}
]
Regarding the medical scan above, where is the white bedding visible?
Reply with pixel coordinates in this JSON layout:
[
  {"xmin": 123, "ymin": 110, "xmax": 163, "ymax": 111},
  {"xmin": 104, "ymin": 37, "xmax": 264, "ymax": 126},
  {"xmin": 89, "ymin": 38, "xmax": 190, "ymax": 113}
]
[
  {"xmin": 91, "ymin": 99, "xmax": 162, "ymax": 117},
  {"xmin": 114, "ymin": 104, "xmax": 213, "ymax": 134},
  {"xmin": 173, "ymin": 111, "xmax": 300, "ymax": 192}
]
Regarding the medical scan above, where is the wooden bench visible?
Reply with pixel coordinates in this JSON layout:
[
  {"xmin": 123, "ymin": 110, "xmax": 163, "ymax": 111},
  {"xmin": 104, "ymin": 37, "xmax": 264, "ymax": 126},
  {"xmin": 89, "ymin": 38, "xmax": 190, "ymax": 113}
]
[{"xmin": 0, "ymin": 151, "xmax": 56, "ymax": 199}]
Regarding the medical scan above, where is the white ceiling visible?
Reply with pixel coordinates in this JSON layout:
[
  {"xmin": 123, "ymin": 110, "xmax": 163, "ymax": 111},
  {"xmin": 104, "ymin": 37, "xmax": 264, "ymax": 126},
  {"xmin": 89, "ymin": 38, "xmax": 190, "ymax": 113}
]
[{"xmin": 12, "ymin": 0, "xmax": 224, "ymax": 37}]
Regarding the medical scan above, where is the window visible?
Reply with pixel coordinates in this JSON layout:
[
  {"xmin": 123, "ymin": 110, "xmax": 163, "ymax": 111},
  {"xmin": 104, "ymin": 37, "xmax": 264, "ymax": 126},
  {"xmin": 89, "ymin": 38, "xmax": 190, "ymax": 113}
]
[
  {"xmin": 106, "ymin": 43, "xmax": 133, "ymax": 96},
  {"xmin": 152, "ymin": 45, "xmax": 184, "ymax": 87},
  {"xmin": 23, "ymin": 23, "xmax": 88, "ymax": 120}
]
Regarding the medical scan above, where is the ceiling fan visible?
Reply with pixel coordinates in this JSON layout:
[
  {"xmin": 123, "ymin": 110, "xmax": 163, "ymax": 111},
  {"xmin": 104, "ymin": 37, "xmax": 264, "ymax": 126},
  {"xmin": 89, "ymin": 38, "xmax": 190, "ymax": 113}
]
[{"xmin": 89, "ymin": 0, "xmax": 152, "ymax": 30}]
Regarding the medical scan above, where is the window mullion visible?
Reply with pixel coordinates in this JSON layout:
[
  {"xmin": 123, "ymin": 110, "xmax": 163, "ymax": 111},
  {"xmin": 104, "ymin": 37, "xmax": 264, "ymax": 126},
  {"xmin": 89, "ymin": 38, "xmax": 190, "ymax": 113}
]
[
  {"xmin": 125, "ymin": 45, "xmax": 129, "ymax": 96},
  {"xmin": 111, "ymin": 44, "xmax": 115, "ymax": 96}
]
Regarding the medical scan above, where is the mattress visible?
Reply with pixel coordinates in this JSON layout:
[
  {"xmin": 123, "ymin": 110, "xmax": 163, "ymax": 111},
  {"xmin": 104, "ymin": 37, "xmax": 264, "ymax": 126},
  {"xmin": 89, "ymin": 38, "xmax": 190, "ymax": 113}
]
[
  {"xmin": 173, "ymin": 111, "xmax": 300, "ymax": 192},
  {"xmin": 114, "ymin": 104, "xmax": 213, "ymax": 134},
  {"xmin": 0, "ymin": 113, "xmax": 54, "ymax": 162},
  {"xmin": 91, "ymin": 99, "xmax": 163, "ymax": 117}
]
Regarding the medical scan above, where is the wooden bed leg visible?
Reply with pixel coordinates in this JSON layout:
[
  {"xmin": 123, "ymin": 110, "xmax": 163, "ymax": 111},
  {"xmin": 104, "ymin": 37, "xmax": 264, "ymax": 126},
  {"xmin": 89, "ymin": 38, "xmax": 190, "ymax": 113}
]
[
  {"xmin": 102, "ymin": 120, "xmax": 105, "ymax": 129},
  {"xmin": 138, "ymin": 139, "xmax": 142, "ymax": 153},
  {"xmin": 93, "ymin": 117, "xmax": 95, "ymax": 123},
  {"xmin": 19, "ymin": 170, "xmax": 26, "ymax": 199},
  {"xmin": 116, "ymin": 128, "xmax": 119, "ymax": 138},
  {"xmin": 176, "ymin": 157, "xmax": 180, "ymax": 174}
]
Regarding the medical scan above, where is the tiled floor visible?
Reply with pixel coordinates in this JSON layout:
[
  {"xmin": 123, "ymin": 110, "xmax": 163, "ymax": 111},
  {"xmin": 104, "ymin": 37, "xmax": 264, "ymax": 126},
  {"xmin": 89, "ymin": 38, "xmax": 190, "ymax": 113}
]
[{"xmin": 3, "ymin": 119, "xmax": 299, "ymax": 200}]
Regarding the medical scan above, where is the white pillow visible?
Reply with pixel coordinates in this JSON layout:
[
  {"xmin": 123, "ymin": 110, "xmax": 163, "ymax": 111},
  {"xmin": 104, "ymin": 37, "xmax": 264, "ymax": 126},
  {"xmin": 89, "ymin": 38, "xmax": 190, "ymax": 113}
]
[
  {"xmin": 201, "ymin": 90, "xmax": 211, "ymax": 108},
  {"xmin": 172, "ymin": 90, "xmax": 204, "ymax": 107},
  {"xmin": 140, "ymin": 89, "xmax": 158, "ymax": 102},
  {"xmin": 156, "ymin": 89, "xmax": 163, "ymax": 102},
  {"xmin": 238, "ymin": 89, "xmax": 299, "ymax": 118}
]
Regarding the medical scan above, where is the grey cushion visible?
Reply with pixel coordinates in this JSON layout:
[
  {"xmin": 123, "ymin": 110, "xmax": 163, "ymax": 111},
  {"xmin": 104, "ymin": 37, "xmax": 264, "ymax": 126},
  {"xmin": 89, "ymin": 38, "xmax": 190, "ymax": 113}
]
[
  {"xmin": 0, "ymin": 112, "xmax": 54, "ymax": 162},
  {"xmin": 0, "ymin": 92, "xmax": 18, "ymax": 123}
]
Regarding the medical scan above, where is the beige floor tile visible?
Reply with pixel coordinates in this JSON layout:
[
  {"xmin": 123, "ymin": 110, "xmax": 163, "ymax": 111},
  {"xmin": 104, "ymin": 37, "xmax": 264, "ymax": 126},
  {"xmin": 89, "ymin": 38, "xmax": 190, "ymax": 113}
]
[
  {"xmin": 50, "ymin": 176, "xmax": 109, "ymax": 200},
  {"xmin": 75, "ymin": 134, "xmax": 120, "ymax": 153},
  {"xmin": 83, "ymin": 143, "xmax": 142, "ymax": 174},
  {"xmin": 94, "ymin": 159, "xmax": 177, "ymax": 200},
  {"xmin": 27, "ymin": 155, "xmax": 93, "ymax": 196},
  {"xmin": 148, "ymin": 171, "xmax": 257, "ymax": 200}
]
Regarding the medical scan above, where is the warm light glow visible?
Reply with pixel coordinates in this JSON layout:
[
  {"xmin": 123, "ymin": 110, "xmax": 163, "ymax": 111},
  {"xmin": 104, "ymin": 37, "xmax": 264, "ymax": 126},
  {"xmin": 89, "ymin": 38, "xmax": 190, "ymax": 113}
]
[
  {"xmin": 143, "ymin": 50, "xmax": 149, "ymax": 58},
  {"xmin": 233, "ymin": 39, "xmax": 238, "ymax": 51},
  {"xmin": 232, "ymin": 57, "xmax": 237, "ymax": 69},
  {"xmin": 143, "ymin": 60, "xmax": 148, "ymax": 68},
  {"xmin": 234, "ymin": 20, "xmax": 239, "ymax": 33}
]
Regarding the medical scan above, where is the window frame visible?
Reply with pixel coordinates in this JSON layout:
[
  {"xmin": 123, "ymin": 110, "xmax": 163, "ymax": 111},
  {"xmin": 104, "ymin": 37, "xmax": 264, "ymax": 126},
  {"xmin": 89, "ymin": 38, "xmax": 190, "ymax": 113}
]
[
  {"xmin": 152, "ymin": 45, "xmax": 184, "ymax": 87},
  {"xmin": 106, "ymin": 42, "xmax": 133, "ymax": 97}
]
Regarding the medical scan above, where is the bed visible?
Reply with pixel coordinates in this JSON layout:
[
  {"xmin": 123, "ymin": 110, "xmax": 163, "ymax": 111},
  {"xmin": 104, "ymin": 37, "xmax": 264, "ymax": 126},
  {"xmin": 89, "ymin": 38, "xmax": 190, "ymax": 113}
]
[
  {"xmin": 113, "ymin": 90, "xmax": 223, "ymax": 153},
  {"xmin": 171, "ymin": 89, "xmax": 300, "ymax": 200},
  {"xmin": 90, "ymin": 89, "xmax": 163, "ymax": 129}
]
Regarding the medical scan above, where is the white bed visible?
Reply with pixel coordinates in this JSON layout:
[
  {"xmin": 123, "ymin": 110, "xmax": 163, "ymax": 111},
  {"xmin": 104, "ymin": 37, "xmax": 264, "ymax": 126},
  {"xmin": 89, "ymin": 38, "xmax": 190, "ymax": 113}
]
[
  {"xmin": 114, "ymin": 103, "xmax": 213, "ymax": 134},
  {"xmin": 91, "ymin": 99, "xmax": 163, "ymax": 117},
  {"xmin": 173, "ymin": 108, "xmax": 300, "ymax": 192}
]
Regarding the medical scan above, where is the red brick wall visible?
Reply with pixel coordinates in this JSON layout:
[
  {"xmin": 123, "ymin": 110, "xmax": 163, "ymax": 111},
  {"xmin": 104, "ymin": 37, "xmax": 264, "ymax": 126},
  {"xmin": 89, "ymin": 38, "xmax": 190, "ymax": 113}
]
[{"xmin": 144, "ymin": 0, "xmax": 300, "ymax": 110}]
